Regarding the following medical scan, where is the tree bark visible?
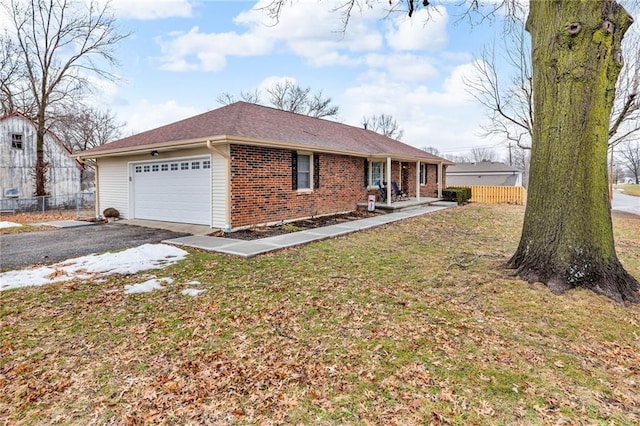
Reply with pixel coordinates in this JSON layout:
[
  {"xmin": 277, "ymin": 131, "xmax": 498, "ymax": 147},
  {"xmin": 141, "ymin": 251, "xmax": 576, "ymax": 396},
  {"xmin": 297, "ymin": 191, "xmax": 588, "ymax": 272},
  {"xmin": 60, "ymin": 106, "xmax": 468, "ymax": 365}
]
[
  {"xmin": 34, "ymin": 109, "xmax": 48, "ymax": 196},
  {"xmin": 509, "ymin": 0, "xmax": 640, "ymax": 303}
]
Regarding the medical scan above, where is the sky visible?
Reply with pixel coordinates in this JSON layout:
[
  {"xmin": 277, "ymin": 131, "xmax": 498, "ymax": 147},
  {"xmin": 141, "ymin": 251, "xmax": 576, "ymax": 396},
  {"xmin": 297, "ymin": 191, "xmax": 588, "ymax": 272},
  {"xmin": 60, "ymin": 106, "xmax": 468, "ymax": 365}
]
[
  {"xmin": 87, "ymin": 0, "xmax": 516, "ymax": 159},
  {"xmin": 4, "ymin": 0, "xmax": 517, "ymax": 159}
]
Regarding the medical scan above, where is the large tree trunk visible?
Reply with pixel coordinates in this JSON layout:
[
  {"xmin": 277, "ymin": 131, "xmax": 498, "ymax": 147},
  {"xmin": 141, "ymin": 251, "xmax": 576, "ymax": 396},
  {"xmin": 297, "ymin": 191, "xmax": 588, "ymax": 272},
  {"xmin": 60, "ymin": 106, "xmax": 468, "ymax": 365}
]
[
  {"xmin": 34, "ymin": 110, "xmax": 48, "ymax": 197},
  {"xmin": 509, "ymin": 0, "xmax": 640, "ymax": 303}
]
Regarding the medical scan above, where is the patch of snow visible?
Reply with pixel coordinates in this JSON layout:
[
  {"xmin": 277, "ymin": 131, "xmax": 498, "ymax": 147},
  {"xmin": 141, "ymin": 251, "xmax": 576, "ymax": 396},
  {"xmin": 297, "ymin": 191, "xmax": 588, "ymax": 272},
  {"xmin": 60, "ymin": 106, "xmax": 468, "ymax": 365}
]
[
  {"xmin": 185, "ymin": 280, "xmax": 201, "ymax": 286},
  {"xmin": 0, "ymin": 221, "xmax": 22, "ymax": 229},
  {"xmin": 181, "ymin": 288, "xmax": 205, "ymax": 297},
  {"xmin": 0, "ymin": 244, "xmax": 188, "ymax": 292},
  {"xmin": 125, "ymin": 277, "xmax": 173, "ymax": 294}
]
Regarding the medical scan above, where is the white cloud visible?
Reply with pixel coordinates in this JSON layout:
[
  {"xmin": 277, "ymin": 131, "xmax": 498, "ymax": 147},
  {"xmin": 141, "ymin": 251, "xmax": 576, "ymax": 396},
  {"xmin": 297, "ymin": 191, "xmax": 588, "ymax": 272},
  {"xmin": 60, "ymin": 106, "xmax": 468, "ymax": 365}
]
[
  {"xmin": 364, "ymin": 53, "xmax": 439, "ymax": 81},
  {"xmin": 157, "ymin": 26, "xmax": 273, "ymax": 72},
  {"xmin": 109, "ymin": 0, "xmax": 194, "ymax": 20},
  {"xmin": 386, "ymin": 7, "xmax": 449, "ymax": 51},
  {"xmin": 126, "ymin": 100, "xmax": 201, "ymax": 134},
  {"xmin": 341, "ymin": 60, "xmax": 491, "ymax": 153},
  {"xmin": 156, "ymin": 0, "xmax": 384, "ymax": 71}
]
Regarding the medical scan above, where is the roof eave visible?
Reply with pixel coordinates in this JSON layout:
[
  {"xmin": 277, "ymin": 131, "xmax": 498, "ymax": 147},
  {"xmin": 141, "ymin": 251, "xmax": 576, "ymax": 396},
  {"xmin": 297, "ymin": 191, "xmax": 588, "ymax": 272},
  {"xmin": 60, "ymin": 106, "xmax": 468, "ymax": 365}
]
[{"xmin": 75, "ymin": 134, "xmax": 453, "ymax": 164}]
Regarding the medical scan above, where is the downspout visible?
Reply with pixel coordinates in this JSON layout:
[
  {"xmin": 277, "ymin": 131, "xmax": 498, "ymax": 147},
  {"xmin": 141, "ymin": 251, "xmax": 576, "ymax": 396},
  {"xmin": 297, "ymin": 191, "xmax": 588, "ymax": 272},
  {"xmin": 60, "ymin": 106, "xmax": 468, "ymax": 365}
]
[
  {"xmin": 437, "ymin": 161, "xmax": 443, "ymax": 198},
  {"xmin": 416, "ymin": 161, "xmax": 421, "ymax": 201},
  {"xmin": 386, "ymin": 156, "xmax": 392, "ymax": 206},
  {"xmin": 206, "ymin": 140, "xmax": 232, "ymax": 230}
]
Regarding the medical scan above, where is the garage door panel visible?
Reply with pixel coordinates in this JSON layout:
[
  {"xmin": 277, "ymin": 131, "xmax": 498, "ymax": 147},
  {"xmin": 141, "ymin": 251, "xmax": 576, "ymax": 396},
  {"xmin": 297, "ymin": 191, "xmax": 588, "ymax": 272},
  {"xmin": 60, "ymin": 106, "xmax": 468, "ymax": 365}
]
[{"xmin": 132, "ymin": 158, "xmax": 211, "ymax": 225}]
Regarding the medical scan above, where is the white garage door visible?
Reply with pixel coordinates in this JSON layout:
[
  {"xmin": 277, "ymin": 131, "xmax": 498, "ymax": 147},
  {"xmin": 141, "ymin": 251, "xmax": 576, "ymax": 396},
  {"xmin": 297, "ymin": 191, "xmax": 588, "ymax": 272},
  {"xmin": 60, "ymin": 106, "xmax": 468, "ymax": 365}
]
[{"xmin": 132, "ymin": 157, "xmax": 211, "ymax": 225}]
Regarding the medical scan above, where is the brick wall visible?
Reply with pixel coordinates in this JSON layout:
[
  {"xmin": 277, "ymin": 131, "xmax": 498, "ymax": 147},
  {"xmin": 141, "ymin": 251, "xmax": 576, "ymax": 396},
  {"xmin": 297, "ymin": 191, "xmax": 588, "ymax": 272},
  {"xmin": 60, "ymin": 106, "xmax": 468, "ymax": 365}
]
[
  {"xmin": 420, "ymin": 164, "xmax": 442, "ymax": 197},
  {"xmin": 230, "ymin": 145, "xmax": 367, "ymax": 228}
]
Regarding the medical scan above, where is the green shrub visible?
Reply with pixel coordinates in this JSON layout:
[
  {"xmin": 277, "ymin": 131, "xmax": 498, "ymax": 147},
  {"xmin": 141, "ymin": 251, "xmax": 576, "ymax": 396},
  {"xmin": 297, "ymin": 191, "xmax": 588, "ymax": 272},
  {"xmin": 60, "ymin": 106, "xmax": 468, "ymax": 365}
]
[{"xmin": 442, "ymin": 187, "xmax": 472, "ymax": 204}]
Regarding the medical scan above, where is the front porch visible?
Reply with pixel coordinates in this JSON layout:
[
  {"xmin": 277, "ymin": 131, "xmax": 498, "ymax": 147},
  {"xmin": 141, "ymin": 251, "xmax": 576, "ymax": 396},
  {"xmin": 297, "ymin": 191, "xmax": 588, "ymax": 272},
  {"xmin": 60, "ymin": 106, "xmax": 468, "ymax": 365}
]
[{"xmin": 357, "ymin": 197, "xmax": 441, "ymax": 213}]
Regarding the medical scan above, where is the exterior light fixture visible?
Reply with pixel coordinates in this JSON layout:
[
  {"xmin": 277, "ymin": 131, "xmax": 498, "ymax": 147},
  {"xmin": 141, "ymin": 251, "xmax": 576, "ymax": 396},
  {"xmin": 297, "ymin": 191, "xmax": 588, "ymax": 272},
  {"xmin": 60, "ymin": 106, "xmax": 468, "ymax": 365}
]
[{"xmin": 150, "ymin": 150, "xmax": 159, "ymax": 156}]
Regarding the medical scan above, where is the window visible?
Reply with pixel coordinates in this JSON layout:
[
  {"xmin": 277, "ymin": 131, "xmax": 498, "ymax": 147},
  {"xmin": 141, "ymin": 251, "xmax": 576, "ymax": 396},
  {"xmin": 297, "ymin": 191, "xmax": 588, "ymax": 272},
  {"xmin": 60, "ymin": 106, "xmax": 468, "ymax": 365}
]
[
  {"xmin": 191, "ymin": 161, "xmax": 200, "ymax": 169},
  {"xmin": 152, "ymin": 165, "xmax": 159, "ymax": 172},
  {"xmin": 297, "ymin": 153, "xmax": 311, "ymax": 190},
  {"xmin": 180, "ymin": 162, "xmax": 189, "ymax": 170},
  {"xmin": 135, "ymin": 166, "xmax": 142, "ymax": 173},
  {"xmin": 202, "ymin": 160, "xmax": 211, "ymax": 169},
  {"xmin": 11, "ymin": 133, "xmax": 23, "ymax": 149},
  {"xmin": 292, "ymin": 151, "xmax": 318, "ymax": 190},
  {"xmin": 369, "ymin": 161, "xmax": 386, "ymax": 187},
  {"xmin": 143, "ymin": 165, "xmax": 150, "ymax": 172},
  {"xmin": 161, "ymin": 164, "xmax": 168, "ymax": 171},
  {"xmin": 420, "ymin": 164, "xmax": 428, "ymax": 185},
  {"xmin": 170, "ymin": 163, "xmax": 178, "ymax": 171}
]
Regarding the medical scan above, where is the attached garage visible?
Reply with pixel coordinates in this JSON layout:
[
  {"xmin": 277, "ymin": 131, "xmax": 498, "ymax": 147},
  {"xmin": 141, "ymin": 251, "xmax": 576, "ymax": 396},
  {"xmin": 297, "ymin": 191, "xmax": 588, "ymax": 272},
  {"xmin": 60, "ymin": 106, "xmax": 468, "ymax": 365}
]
[{"xmin": 131, "ymin": 157, "xmax": 212, "ymax": 225}]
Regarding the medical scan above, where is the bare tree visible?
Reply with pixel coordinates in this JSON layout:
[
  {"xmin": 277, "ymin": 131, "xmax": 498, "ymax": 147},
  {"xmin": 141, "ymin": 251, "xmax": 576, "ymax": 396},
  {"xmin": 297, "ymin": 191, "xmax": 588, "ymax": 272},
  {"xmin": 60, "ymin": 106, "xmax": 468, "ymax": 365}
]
[
  {"xmin": 616, "ymin": 140, "xmax": 640, "ymax": 184},
  {"xmin": 216, "ymin": 89, "xmax": 261, "ymax": 105},
  {"xmin": 467, "ymin": 12, "xmax": 640, "ymax": 152},
  {"xmin": 510, "ymin": 144, "xmax": 530, "ymax": 187},
  {"xmin": 0, "ymin": 32, "xmax": 24, "ymax": 115},
  {"xmin": 4, "ymin": 0, "xmax": 129, "ymax": 196},
  {"xmin": 465, "ymin": 23, "xmax": 533, "ymax": 149},
  {"xmin": 422, "ymin": 146, "xmax": 440, "ymax": 155},
  {"xmin": 50, "ymin": 104, "xmax": 124, "ymax": 189},
  {"xmin": 265, "ymin": 0, "xmax": 640, "ymax": 302},
  {"xmin": 608, "ymin": 26, "xmax": 640, "ymax": 149},
  {"xmin": 267, "ymin": 81, "xmax": 339, "ymax": 118},
  {"xmin": 217, "ymin": 81, "xmax": 339, "ymax": 118},
  {"xmin": 51, "ymin": 105, "xmax": 124, "ymax": 153},
  {"xmin": 469, "ymin": 147, "xmax": 500, "ymax": 162},
  {"xmin": 362, "ymin": 113, "xmax": 404, "ymax": 139}
]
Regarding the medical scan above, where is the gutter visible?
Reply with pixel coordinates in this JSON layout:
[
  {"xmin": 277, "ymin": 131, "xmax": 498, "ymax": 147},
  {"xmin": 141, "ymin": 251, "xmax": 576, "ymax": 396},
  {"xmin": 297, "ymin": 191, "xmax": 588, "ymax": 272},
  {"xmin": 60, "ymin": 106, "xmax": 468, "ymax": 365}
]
[{"xmin": 75, "ymin": 135, "xmax": 446, "ymax": 164}]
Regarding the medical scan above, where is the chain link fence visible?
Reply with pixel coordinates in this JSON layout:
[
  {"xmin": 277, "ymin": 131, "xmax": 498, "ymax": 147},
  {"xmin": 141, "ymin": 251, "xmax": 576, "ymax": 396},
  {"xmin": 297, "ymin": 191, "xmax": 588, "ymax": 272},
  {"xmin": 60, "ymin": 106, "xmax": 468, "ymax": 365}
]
[{"xmin": 0, "ymin": 192, "xmax": 95, "ymax": 216}]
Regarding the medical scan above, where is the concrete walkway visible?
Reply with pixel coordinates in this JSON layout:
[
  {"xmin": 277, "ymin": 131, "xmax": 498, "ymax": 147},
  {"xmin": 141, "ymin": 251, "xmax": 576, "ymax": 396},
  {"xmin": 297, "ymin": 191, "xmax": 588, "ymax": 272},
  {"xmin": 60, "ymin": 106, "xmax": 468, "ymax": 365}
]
[{"xmin": 164, "ymin": 202, "xmax": 456, "ymax": 258}]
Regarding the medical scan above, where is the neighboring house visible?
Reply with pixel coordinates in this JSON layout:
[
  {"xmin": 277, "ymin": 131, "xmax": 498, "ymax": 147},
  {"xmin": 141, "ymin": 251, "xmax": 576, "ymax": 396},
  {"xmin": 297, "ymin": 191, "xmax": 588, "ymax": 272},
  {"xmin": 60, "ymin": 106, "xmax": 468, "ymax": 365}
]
[
  {"xmin": 76, "ymin": 102, "xmax": 452, "ymax": 229},
  {"xmin": 446, "ymin": 161, "xmax": 523, "ymax": 186},
  {"xmin": 0, "ymin": 111, "xmax": 82, "ymax": 202}
]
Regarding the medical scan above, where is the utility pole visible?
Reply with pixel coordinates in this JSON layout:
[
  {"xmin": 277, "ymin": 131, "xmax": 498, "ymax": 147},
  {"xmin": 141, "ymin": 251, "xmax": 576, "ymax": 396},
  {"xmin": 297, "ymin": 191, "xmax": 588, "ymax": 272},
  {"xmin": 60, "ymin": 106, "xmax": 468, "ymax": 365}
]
[{"xmin": 507, "ymin": 143, "xmax": 513, "ymax": 166}]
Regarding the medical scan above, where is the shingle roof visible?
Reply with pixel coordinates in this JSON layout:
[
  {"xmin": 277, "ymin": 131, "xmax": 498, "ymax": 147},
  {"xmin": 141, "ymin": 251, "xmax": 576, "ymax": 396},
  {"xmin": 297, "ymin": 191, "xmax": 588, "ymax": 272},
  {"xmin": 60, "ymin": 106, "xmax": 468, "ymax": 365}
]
[{"xmin": 78, "ymin": 102, "xmax": 451, "ymax": 163}]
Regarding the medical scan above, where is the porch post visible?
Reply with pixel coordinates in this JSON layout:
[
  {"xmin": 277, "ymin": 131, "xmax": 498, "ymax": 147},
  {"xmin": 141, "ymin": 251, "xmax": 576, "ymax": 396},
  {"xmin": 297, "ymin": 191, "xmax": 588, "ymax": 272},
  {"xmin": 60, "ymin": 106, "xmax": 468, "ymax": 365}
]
[
  {"xmin": 416, "ymin": 161, "xmax": 421, "ymax": 201},
  {"xmin": 386, "ymin": 156, "xmax": 392, "ymax": 206}
]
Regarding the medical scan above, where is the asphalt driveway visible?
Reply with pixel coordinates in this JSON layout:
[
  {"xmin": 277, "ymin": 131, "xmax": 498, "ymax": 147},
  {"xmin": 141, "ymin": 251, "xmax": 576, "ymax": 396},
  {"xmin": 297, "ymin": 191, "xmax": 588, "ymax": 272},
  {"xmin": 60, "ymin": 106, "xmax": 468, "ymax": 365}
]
[{"xmin": 0, "ymin": 223, "xmax": 188, "ymax": 270}]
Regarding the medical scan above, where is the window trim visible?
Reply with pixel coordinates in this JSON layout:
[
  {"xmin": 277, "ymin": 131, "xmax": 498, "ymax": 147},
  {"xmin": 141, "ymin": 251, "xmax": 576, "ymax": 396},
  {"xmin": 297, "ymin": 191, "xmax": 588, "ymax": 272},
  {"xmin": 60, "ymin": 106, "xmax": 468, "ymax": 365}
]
[
  {"xmin": 420, "ymin": 163, "xmax": 428, "ymax": 185},
  {"xmin": 295, "ymin": 151, "xmax": 313, "ymax": 192},
  {"xmin": 10, "ymin": 133, "xmax": 24, "ymax": 149},
  {"xmin": 367, "ymin": 160, "xmax": 387, "ymax": 188}
]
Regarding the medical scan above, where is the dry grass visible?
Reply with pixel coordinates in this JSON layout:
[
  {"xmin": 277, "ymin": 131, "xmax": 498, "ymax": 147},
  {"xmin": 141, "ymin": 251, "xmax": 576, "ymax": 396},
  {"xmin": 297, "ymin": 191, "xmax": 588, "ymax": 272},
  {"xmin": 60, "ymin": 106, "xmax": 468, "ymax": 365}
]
[
  {"xmin": 1, "ymin": 204, "xmax": 639, "ymax": 425},
  {"xmin": 614, "ymin": 184, "xmax": 640, "ymax": 197}
]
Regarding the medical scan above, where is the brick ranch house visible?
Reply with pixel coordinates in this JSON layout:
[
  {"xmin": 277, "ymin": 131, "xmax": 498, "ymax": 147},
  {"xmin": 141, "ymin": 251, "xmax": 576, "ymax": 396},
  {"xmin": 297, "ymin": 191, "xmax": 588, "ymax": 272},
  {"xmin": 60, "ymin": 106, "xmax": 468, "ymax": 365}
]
[{"xmin": 76, "ymin": 102, "xmax": 452, "ymax": 230}]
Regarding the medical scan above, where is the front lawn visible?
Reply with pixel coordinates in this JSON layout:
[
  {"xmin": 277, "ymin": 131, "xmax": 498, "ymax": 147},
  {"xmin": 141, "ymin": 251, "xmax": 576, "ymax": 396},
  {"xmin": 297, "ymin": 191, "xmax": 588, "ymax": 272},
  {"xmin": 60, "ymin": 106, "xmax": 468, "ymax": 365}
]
[
  {"xmin": 615, "ymin": 183, "xmax": 640, "ymax": 196},
  {"xmin": 1, "ymin": 204, "xmax": 639, "ymax": 424}
]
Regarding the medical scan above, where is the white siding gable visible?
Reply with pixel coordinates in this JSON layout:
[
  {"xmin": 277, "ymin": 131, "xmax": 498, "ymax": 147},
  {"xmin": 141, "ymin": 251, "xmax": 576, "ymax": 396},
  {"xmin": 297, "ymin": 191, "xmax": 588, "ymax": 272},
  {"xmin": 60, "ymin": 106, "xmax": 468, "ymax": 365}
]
[{"xmin": 0, "ymin": 114, "xmax": 81, "ymax": 199}]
